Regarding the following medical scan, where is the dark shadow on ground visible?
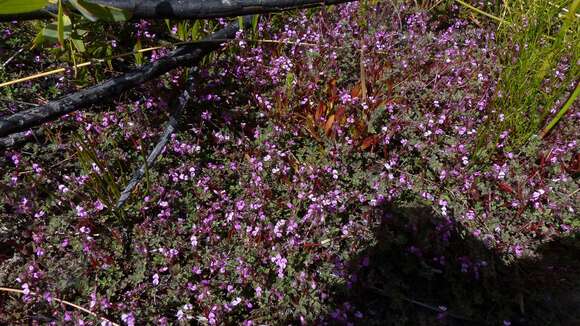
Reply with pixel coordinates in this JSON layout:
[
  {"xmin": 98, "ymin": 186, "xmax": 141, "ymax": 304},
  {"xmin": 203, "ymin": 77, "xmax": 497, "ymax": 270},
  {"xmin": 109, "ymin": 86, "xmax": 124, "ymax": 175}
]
[{"xmin": 325, "ymin": 203, "xmax": 580, "ymax": 325}]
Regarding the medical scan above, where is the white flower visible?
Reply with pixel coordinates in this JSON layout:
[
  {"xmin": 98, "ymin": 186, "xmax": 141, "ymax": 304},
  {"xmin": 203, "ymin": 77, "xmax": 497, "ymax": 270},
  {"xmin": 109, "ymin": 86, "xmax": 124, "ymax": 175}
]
[{"xmin": 231, "ymin": 297, "xmax": 242, "ymax": 306}]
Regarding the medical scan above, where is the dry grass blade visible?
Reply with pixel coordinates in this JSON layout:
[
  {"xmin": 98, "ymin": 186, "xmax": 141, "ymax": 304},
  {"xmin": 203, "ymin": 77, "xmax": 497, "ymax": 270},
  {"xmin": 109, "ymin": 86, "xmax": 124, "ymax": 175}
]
[
  {"xmin": 0, "ymin": 46, "xmax": 165, "ymax": 89},
  {"xmin": 0, "ymin": 286, "xmax": 120, "ymax": 325},
  {"xmin": 455, "ymin": 0, "xmax": 511, "ymax": 25}
]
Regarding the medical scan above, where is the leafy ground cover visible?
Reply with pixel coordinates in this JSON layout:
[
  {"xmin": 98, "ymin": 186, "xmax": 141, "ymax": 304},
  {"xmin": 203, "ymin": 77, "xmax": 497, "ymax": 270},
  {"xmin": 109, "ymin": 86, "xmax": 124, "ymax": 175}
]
[{"xmin": 0, "ymin": 0, "xmax": 578, "ymax": 325}]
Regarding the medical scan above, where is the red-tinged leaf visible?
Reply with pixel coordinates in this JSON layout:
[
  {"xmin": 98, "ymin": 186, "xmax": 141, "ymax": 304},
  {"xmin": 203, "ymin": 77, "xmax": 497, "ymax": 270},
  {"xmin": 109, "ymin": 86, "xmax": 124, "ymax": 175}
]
[
  {"xmin": 328, "ymin": 79, "xmax": 337, "ymax": 103},
  {"xmin": 335, "ymin": 106, "xmax": 346, "ymax": 125},
  {"xmin": 305, "ymin": 114, "xmax": 321, "ymax": 141},
  {"xmin": 566, "ymin": 153, "xmax": 580, "ymax": 174},
  {"xmin": 315, "ymin": 102, "xmax": 325, "ymax": 122},
  {"xmin": 539, "ymin": 152, "xmax": 546, "ymax": 168},
  {"xmin": 303, "ymin": 242, "xmax": 321, "ymax": 248},
  {"xmin": 335, "ymin": 106, "xmax": 346, "ymax": 118},
  {"xmin": 498, "ymin": 182, "xmax": 514, "ymax": 194},
  {"xmin": 324, "ymin": 115, "xmax": 335, "ymax": 136},
  {"xmin": 89, "ymin": 256, "xmax": 100, "ymax": 269},
  {"xmin": 386, "ymin": 79, "xmax": 394, "ymax": 96},
  {"xmin": 361, "ymin": 135, "xmax": 378, "ymax": 150},
  {"xmin": 527, "ymin": 223, "xmax": 540, "ymax": 233},
  {"xmin": 356, "ymin": 120, "xmax": 366, "ymax": 133},
  {"xmin": 351, "ymin": 82, "xmax": 361, "ymax": 98}
]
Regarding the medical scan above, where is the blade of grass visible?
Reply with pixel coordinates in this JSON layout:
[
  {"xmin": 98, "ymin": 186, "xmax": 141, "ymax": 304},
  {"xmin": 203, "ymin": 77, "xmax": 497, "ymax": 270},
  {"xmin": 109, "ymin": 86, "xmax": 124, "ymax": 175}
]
[
  {"xmin": 540, "ymin": 81, "xmax": 580, "ymax": 139},
  {"xmin": 455, "ymin": 0, "xmax": 511, "ymax": 25}
]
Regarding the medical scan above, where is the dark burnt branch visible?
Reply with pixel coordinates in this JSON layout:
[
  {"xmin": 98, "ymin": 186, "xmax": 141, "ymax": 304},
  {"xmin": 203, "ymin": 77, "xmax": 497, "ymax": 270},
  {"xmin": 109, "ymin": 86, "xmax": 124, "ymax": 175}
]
[
  {"xmin": 0, "ymin": 129, "xmax": 43, "ymax": 148},
  {"xmin": 0, "ymin": 18, "xmax": 248, "ymax": 138},
  {"xmin": 116, "ymin": 70, "xmax": 193, "ymax": 208},
  {"xmin": 0, "ymin": 0, "xmax": 352, "ymax": 21}
]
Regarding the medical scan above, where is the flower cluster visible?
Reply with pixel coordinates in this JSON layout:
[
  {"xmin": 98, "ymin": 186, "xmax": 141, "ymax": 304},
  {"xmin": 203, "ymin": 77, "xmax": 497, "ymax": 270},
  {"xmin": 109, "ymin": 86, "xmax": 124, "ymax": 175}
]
[{"xmin": 0, "ymin": 1, "xmax": 577, "ymax": 325}]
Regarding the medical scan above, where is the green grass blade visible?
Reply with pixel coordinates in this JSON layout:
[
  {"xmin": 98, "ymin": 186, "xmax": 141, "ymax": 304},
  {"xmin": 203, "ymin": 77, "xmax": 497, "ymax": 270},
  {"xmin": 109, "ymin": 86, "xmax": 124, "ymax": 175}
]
[
  {"xmin": 540, "ymin": 81, "xmax": 580, "ymax": 138},
  {"xmin": 455, "ymin": 0, "xmax": 511, "ymax": 25}
]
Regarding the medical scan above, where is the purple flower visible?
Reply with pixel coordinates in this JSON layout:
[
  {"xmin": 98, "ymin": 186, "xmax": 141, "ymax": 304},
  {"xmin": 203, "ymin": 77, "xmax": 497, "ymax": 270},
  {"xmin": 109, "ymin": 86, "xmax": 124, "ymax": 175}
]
[
  {"xmin": 271, "ymin": 253, "xmax": 288, "ymax": 278},
  {"xmin": 43, "ymin": 291, "xmax": 52, "ymax": 302},
  {"xmin": 21, "ymin": 283, "xmax": 30, "ymax": 295},
  {"xmin": 512, "ymin": 245, "xmax": 524, "ymax": 258},
  {"xmin": 76, "ymin": 205, "xmax": 87, "ymax": 218},
  {"xmin": 152, "ymin": 273, "xmax": 159, "ymax": 286},
  {"xmin": 121, "ymin": 312, "xmax": 135, "ymax": 326},
  {"xmin": 94, "ymin": 200, "xmax": 106, "ymax": 211},
  {"xmin": 236, "ymin": 200, "xmax": 246, "ymax": 211},
  {"xmin": 201, "ymin": 111, "xmax": 212, "ymax": 120}
]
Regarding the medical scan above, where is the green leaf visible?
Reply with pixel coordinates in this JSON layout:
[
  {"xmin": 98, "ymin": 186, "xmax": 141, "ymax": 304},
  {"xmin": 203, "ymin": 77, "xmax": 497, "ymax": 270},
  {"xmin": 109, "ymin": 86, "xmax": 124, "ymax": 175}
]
[
  {"xmin": 191, "ymin": 20, "xmax": 200, "ymax": 40},
  {"xmin": 57, "ymin": 0, "xmax": 64, "ymax": 46},
  {"xmin": 31, "ymin": 29, "xmax": 45, "ymax": 49},
  {"xmin": 367, "ymin": 104, "xmax": 386, "ymax": 134},
  {"xmin": 68, "ymin": 0, "xmax": 133, "ymax": 22},
  {"xmin": 71, "ymin": 38, "xmax": 85, "ymax": 52},
  {"xmin": 238, "ymin": 16, "xmax": 244, "ymax": 31},
  {"xmin": 134, "ymin": 39, "xmax": 143, "ymax": 66},
  {"xmin": 41, "ymin": 19, "xmax": 71, "ymax": 44},
  {"xmin": 177, "ymin": 21, "xmax": 187, "ymax": 41},
  {"xmin": 285, "ymin": 72, "xmax": 295, "ymax": 96},
  {"xmin": 252, "ymin": 15, "xmax": 259, "ymax": 36},
  {"xmin": 0, "ymin": 0, "xmax": 47, "ymax": 14}
]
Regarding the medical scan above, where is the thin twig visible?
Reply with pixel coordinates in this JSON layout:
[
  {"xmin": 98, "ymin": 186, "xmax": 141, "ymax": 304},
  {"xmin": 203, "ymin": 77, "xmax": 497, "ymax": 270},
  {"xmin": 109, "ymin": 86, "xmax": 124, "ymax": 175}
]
[
  {"xmin": 0, "ymin": 98, "xmax": 40, "ymax": 107},
  {"xmin": 0, "ymin": 286, "xmax": 119, "ymax": 326},
  {"xmin": 369, "ymin": 286, "xmax": 476, "ymax": 322},
  {"xmin": 2, "ymin": 48, "xmax": 24, "ymax": 68}
]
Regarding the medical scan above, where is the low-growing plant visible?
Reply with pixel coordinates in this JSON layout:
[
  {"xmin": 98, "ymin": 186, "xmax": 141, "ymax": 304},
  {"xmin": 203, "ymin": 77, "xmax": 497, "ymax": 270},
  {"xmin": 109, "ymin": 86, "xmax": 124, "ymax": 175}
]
[{"xmin": 0, "ymin": 0, "xmax": 578, "ymax": 325}]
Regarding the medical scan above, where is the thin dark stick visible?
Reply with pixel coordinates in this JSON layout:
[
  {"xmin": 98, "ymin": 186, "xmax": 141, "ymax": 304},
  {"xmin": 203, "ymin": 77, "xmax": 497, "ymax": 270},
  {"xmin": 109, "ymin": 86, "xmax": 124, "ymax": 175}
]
[
  {"xmin": 369, "ymin": 286, "xmax": 477, "ymax": 322},
  {"xmin": 2, "ymin": 48, "xmax": 24, "ymax": 67}
]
